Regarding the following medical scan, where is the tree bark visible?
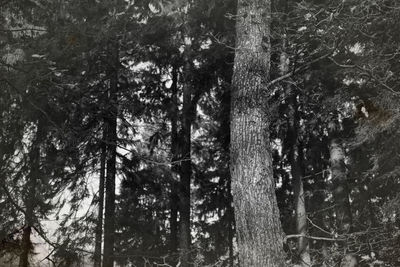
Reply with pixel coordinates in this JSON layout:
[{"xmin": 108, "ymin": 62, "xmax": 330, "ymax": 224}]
[
  {"xmin": 178, "ymin": 59, "xmax": 192, "ymax": 267},
  {"xmin": 283, "ymin": 52, "xmax": 311, "ymax": 265},
  {"xmin": 19, "ymin": 119, "xmax": 44, "ymax": 267},
  {"xmin": 329, "ymin": 139, "xmax": 352, "ymax": 233},
  {"xmin": 230, "ymin": 0, "xmax": 286, "ymax": 266},
  {"xmin": 102, "ymin": 45, "xmax": 118, "ymax": 267},
  {"xmin": 94, "ymin": 127, "xmax": 107, "ymax": 267},
  {"xmin": 169, "ymin": 66, "xmax": 179, "ymax": 254},
  {"xmin": 286, "ymin": 108, "xmax": 312, "ymax": 266},
  {"xmin": 227, "ymin": 182, "xmax": 235, "ymax": 267},
  {"xmin": 290, "ymin": 143, "xmax": 310, "ymax": 267}
]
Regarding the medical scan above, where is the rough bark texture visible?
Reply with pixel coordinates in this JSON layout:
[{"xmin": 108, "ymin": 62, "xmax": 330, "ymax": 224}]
[
  {"xmin": 94, "ymin": 128, "xmax": 107, "ymax": 267},
  {"xmin": 19, "ymin": 120, "xmax": 44, "ymax": 267},
  {"xmin": 179, "ymin": 59, "xmax": 192, "ymax": 267},
  {"xmin": 329, "ymin": 139, "xmax": 352, "ymax": 233},
  {"xmin": 102, "ymin": 46, "xmax": 118, "ymax": 267},
  {"xmin": 230, "ymin": 0, "xmax": 286, "ymax": 266}
]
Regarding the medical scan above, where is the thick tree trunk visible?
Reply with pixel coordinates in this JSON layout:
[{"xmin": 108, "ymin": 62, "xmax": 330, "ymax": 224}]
[
  {"xmin": 329, "ymin": 139, "xmax": 352, "ymax": 233},
  {"xmin": 179, "ymin": 60, "xmax": 192, "ymax": 267},
  {"xmin": 230, "ymin": 0, "xmax": 285, "ymax": 266},
  {"xmin": 169, "ymin": 66, "xmax": 179, "ymax": 254},
  {"xmin": 19, "ymin": 120, "xmax": 44, "ymax": 267},
  {"xmin": 94, "ymin": 128, "xmax": 107, "ymax": 267},
  {"xmin": 102, "ymin": 46, "xmax": 118, "ymax": 267}
]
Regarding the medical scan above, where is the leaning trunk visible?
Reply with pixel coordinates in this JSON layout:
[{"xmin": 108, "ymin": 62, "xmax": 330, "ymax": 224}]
[
  {"xmin": 230, "ymin": 0, "xmax": 285, "ymax": 266},
  {"xmin": 102, "ymin": 45, "xmax": 118, "ymax": 267},
  {"xmin": 94, "ymin": 127, "xmax": 107, "ymax": 267}
]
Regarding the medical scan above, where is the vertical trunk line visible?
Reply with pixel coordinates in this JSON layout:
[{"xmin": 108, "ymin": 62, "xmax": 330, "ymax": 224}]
[
  {"xmin": 19, "ymin": 119, "xmax": 45, "ymax": 267},
  {"xmin": 179, "ymin": 57, "xmax": 192, "ymax": 267},
  {"xmin": 94, "ymin": 126, "xmax": 107, "ymax": 267},
  {"xmin": 329, "ymin": 139, "xmax": 352, "ymax": 234},
  {"xmin": 329, "ymin": 138, "xmax": 356, "ymax": 266},
  {"xmin": 230, "ymin": 0, "xmax": 286, "ymax": 266},
  {"xmin": 284, "ymin": 66, "xmax": 310, "ymax": 266},
  {"xmin": 169, "ymin": 66, "xmax": 179, "ymax": 255},
  {"xmin": 102, "ymin": 42, "xmax": 119, "ymax": 267}
]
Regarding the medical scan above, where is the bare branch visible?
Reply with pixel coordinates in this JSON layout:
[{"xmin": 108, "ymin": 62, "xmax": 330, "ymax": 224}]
[{"xmin": 284, "ymin": 234, "xmax": 345, "ymax": 242}]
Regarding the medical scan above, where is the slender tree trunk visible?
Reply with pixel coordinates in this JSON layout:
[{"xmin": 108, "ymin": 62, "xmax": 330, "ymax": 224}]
[
  {"xmin": 170, "ymin": 186, "xmax": 179, "ymax": 250},
  {"xmin": 227, "ymin": 185, "xmax": 234, "ymax": 267},
  {"xmin": 230, "ymin": 0, "xmax": 285, "ymax": 266},
  {"xmin": 169, "ymin": 66, "xmax": 179, "ymax": 254},
  {"xmin": 94, "ymin": 127, "xmax": 107, "ymax": 267},
  {"xmin": 102, "ymin": 45, "xmax": 118, "ymax": 267},
  {"xmin": 179, "ymin": 59, "xmax": 192, "ymax": 267},
  {"xmin": 291, "ymin": 144, "xmax": 310, "ymax": 266},
  {"xmin": 279, "ymin": 14, "xmax": 310, "ymax": 260},
  {"xmin": 329, "ymin": 138, "xmax": 356, "ymax": 266},
  {"xmin": 321, "ymin": 242, "xmax": 329, "ymax": 267},
  {"xmin": 283, "ymin": 48, "xmax": 310, "ymax": 265},
  {"xmin": 19, "ymin": 120, "xmax": 44, "ymax": 267},
  {"xmin": 329, "ymin": 139, "xmax": 352, "ymax": 233}
]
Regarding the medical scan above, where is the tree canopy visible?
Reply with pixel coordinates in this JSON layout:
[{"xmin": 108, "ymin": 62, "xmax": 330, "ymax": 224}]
[{"xmin": 1, "ymin": 0, "xmax": 400, "ymax": 266}]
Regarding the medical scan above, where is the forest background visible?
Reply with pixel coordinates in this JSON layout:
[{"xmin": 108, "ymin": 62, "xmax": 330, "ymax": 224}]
[{"xmin": 1, "ymin": 0, "xmax": 400, "ymax": 266}]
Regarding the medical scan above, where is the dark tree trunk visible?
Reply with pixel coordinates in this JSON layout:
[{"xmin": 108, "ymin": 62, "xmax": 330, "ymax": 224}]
[
  {"xmin": 227, "ymin": 181, "xmax": 235, "ymax": 267},
  {"xmin": 94, "ymin": 127, "xmax": 107, "ymax": 267},
  {"xmin": 19, "ymin": 225, "xmax": 32, "ymax": 267},
  {"xmin": 329, "ymin": 139, "xmax": 352, "ymax": 233},
  {"xmin": 230, "ymin": 0, "xmax": 285, "ymax": 266},
  {"xmin": 19, "ymin": 120, "xmax": 44, "ymax": 267},
  {"xmin": 102, "ymin": 46, "xmax": 118, "ymax": 267},
  {"xmin": 169, "ymin": 66, "xmax": 179, "ymax": 254},
  {"xmin": 280, "ymin": 32, "xmax": 310, "ymax": 264},
  {"xmin": 284, "ymin": 55, "xmax": 310, "ymax": 265},
  {"xmin": 178, "ymin": 59, "xmax": 192, "ymax": 267}
]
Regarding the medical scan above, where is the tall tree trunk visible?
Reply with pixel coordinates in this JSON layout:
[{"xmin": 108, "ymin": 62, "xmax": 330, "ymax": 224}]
[
  {"xmin": 287, "ymin": 102, "xmax": 311, "ymax": 266},
  {"xmin": 179, "ymin": 59, "xmax": 192, "ymax": 267},
  {"xmin": 283, "ymin": 49, "xmax": 310, "ymax": 265},
  {"xmin": 169, "ymin": 66, "xmax": 179, "ymax": 254},
  {"xmin": 290, "ymin": 144, "xmax": 310, "ymax": 266},
  {"xmin": 329, "ymin": 137, "xmax": 357, "ymax": 266},
  {"xmin": 102, "ymin": 45, "xmax": 118, "ymax": 267},
  {"xmin": 329, "ymin": 139, "xmax": 352, "ymax": 233},
  {"xmin": 230, "ymin": 0, "xmax": 285, "ymax": 266},
  {"xmin": 19, "ymin": 120, "xmax": 44, "ymax": 267},
  {"xmin": 227, "ymin": 180, "xmax": 235, "ymax": 267},
  {"xmin": 94, "ymin": 127, "xmax": 107, "ymax": 267}
]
